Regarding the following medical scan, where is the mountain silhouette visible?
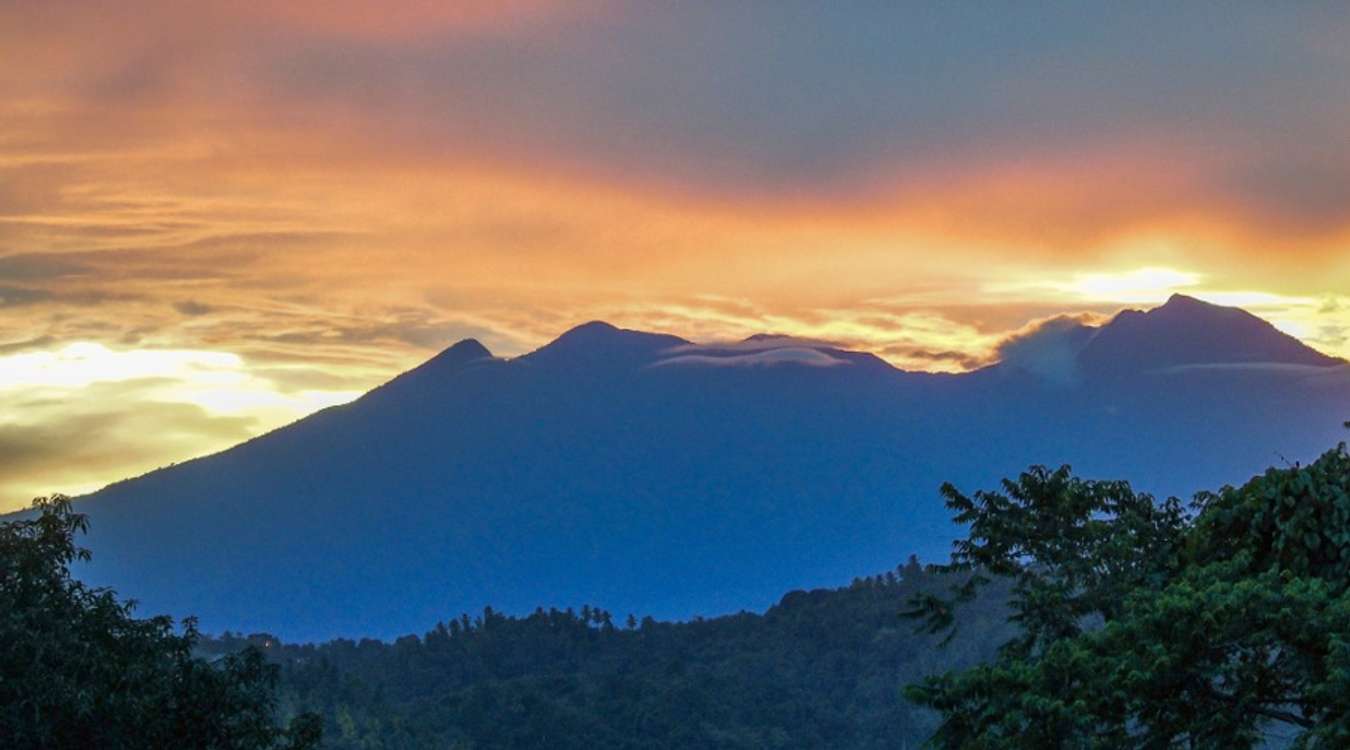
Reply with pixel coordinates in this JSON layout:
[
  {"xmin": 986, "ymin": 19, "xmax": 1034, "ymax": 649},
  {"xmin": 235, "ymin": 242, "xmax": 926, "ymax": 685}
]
[
  {"xmin": 1077, "ymin": 294, "xmax": 1341, "ymax": 375},
  {"xmin": 369, "ymin": 337, "xmax": 495, "ymax": 395},
  {"xmin": 46, "ymin": 297, "xmax": 1350, "ymax": 640}
]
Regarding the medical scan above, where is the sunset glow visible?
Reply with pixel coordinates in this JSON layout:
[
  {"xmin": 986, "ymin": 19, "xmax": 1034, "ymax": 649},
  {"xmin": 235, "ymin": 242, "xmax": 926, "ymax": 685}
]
[{"xmin": 2, "ymin": 2, "xmax": 1349, "ymax": 508}]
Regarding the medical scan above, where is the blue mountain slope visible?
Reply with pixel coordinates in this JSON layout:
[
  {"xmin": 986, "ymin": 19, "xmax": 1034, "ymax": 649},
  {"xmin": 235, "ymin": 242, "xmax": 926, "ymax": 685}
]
[
  {"xmin": 1078, "ymin": 293, "xmax": 1341, "ymax": 375},
  {"xmin": 56, "ymin": 299, "xmax": 1350, "ymax": 640}
]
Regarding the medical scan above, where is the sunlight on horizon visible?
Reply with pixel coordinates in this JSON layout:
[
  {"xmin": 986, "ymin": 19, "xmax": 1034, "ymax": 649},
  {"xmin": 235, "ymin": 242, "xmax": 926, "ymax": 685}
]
[
  {"xmin": 2, "ymin": 284, "xmax": 1345, "ymax": 513},
  {"xmin": 0, "ymin": 341, "xmax": 361, "ymax": 419},
  {"xmin": 0, "ymin": 341, "xmax": 363, "ymax": 511}
]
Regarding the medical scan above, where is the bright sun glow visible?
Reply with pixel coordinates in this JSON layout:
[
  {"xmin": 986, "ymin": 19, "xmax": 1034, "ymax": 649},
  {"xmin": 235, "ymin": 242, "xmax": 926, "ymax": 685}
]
[
  {"xmin": 1061, "ymin": 267, "xmax": 1202, "ymax": 303},
  {"xmin": 0, "ymin": 342, "xmax": 361, "ymax": 421},
  {"xmin": 0, "ymin": 341, "xmax": 365, "ymax": 509},
  {"xmin": 0, "ymin": 343, "xmax": 245, "ymax": 391},
  {"xmin": 986, "ymin": 266, "xmax": 1203, "ymax": 305},
  {"xmin": 981, "ymin": 268, "xmax": 1350, "ymax": 363}
]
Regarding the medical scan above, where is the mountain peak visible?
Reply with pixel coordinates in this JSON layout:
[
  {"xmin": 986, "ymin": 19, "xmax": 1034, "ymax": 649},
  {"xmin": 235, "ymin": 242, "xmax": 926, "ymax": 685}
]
[
  {"xmin": 526, "ymin": 321, "xmax": 689, "ymax": 368},
  {"xmin": 1153, "ymin": 293, "xmax": 1243, "ymax": 320},
  {"xmin": 436, "ymin": 337, "xmax": 493, "ymax": 364},
  {"xmin": 1160, "ymin": 292, "xmax": 1208, "ymax": 309},
  {"xmin": 1078, "ymin": 295, "xmax": 1341, "ymax": 374},
  {"xmin": 57, "ymin": 297, "xmax": 1350, "ymax": 641},
  {"xmin": 554, "ymin": 320, "xmax": 622, "ymax": 342},
  {"xmin": 405, "ymin": 338, "xmax": 494, "ymax": 377},
  {"xmin": 362, "ymin": 337, "xmax": 495, "ymax": 399}
]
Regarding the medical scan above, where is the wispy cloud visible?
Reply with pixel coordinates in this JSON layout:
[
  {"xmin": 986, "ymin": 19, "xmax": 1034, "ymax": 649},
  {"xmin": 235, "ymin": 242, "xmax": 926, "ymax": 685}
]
[{"xmin": 652, "ymin": 347, "xmax": 850, "ymax": 369}]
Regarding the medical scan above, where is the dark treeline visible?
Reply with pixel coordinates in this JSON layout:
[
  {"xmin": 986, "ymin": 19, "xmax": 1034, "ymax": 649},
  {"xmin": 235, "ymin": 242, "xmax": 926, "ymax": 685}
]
[{"xmin": 199, "ymin": 559, "xmax": 1013, "ymax": 749}]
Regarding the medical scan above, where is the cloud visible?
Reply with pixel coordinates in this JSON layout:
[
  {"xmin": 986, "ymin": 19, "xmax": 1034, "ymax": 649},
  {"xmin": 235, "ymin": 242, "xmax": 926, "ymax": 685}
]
[
  {"xmin": 245, "ymin": 366, "xmax": 376, "ymax": 394},
  {"xmin": 0, "ymin": 285, "xmax": 53, "ymax": 306},
  {"xmin": 173, "ymin": 300, "xmax": 213, "ymax": 316},
  {"xmin": 251, "ymin": 309, "xmax": 519, "ymax": 355},
  {"xmin": 0, "ymin": 250, "xmax": 255, "ymax": 288},
  {"xmin": 665, "ymin": 334, "xmax": 845, "ymax": 354},
  {"xmin": 228, "ymin": 3, "xmax": 1350, "ymax": 212},
  {"xmin": 0, "ymin": 341, "xmax": 364, "ymax": 510},
  {"xmin": 0, "ymin": 335, "xmax": 56, "ymax": 354},
  {"xmin": 994, "ymin": 315, "xmax": 1100, "ymax": 384},
  {"xmin": 0, "ymin": 253, "xmax": 94, "ymax": 281},
  {"xmin": 653, "ymin": 347, "xmax": 850, "ymax": 369},
  {"xmin": 1316, "ymin": 324, "xmax": 1347, "ymax": 352},
  {"xmin": 0, "ymin": 379, "xmax": 259, "ymax": 509},
  {"xmin": 3, "ymin": 1, "xmax": 1350, "ymax": 504},
  {"xmin": 882, "ymin": 347, "xmax": 986, "ymax": 372},
  {"xmin": 1217, "ymin": 157, "xmax": 1350, "ymax": 236}
]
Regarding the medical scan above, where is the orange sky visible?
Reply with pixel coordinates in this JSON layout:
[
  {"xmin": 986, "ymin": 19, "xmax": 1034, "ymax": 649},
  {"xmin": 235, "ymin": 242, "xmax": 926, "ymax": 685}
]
[{"xmin": 1, "ymin": 2, "xmax": 1348, "ymax": 509}]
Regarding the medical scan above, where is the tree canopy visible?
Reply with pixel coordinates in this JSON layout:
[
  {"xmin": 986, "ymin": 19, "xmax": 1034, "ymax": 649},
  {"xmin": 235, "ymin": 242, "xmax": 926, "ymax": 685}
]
[
  {"xmin": 202, "ymin": 567, "xmax": 1011, "ymax": 749},
  {"xmin": 13, "ymin": 444, "xmax": 1347, "ymax": 748},
  {"xmin": 908, "ymin": 442, "xmax": 1350, "ymax": 748},
  {"xmin": 0, "ymin": 496, "xmax": 320, "ymax": 749}
]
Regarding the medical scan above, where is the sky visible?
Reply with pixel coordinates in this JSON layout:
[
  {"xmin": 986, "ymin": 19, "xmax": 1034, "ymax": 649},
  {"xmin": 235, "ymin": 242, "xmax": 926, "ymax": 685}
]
[{"xmin": 2, "ymin": 1, "xmax": 1349, "ymax": 509}]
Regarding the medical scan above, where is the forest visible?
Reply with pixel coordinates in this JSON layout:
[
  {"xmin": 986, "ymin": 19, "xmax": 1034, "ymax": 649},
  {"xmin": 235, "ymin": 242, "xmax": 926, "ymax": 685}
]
[
  {"xmin": 200, "ymin": 440, "xmax": 1350, "ymax": 748},
  {"xmin": 198, "ymin": 562, "xmax": 1013, "ymax": 749},
  {"xmin": 7, "ymin": 441, "xmax": 1350, "ymax": 748}
]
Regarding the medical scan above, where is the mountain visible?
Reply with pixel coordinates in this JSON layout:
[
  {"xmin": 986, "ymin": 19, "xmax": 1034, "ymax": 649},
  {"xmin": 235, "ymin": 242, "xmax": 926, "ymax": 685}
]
[
  {"xmin": 1077, "ymin": 294, "xmax": 1342, "ymax": 375},
  {"xmin": 55, "ymin": 297, "xmax": 1350, "ymax": 640}
]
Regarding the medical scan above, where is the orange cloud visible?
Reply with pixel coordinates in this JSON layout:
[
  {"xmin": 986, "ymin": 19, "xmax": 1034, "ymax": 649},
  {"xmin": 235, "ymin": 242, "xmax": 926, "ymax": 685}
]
[
  {"xmin": 3, "ymin": 2, "xmax": 1350, "ymax": 505},
  {"xmin": 250, "ymin": 0, "xmax": 586, "ymax": 38}
]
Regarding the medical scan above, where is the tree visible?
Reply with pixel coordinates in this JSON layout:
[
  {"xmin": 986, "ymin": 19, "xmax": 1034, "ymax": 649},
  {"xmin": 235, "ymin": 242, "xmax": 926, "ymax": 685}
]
[
  {"xmin": 0, "ymin": 496, "xmax": 320, "ymax": 749},
  {"xmin": 907, "ymin": 443, "xmax": 1350, "ymax": 748}
]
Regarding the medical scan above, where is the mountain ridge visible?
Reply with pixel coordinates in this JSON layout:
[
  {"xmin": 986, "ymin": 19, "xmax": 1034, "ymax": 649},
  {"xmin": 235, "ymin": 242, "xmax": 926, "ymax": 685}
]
[
  {"xmin": 1077, "ymin": 293, "xmax": 1341, "ymax": 374},
  {"xmin": 42, "ymin": 296, "xmax": 1350, "ymax": 640},
  {"xmin": 441, "ymin": 294, "xmax": 1339, "ymax": 378}
]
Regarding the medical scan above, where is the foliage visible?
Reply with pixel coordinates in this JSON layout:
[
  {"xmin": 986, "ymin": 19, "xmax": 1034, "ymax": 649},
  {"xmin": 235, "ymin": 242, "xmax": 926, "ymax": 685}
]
[
  {"xmin": 0, "ymin": 496, "xmax": 321, "ymax": 750},
  {"xmin": 198, "ymin": 561, "xmax": 1014, "ymax": 749},
  {"xmin": 18, "ymin": 437, "xmax": 1342, "ymax": 748},
  {"xmin": 908, "ymin": 443, "xmax": 1350, "ymax": 748}
]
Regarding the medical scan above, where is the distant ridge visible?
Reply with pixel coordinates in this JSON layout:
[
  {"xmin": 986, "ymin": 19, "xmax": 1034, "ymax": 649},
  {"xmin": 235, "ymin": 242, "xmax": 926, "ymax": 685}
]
[
  {"xmin": 417, "ymin": 338, "xmax": 494, "ymax": 373},
  {"xmin": 523, "ymin": 321, "xmax": 690, "ymax": 369},
  {"xmin": 47, "ymin": 297, "xmax": 1350, "ymax": 640},
  {"xmin": 365, "ymin": 337, "xmax": 496, "ymax": 398},
  {"xmin": 1078, "ymin": 294, "xmax": 1342, "ymax": 374}
]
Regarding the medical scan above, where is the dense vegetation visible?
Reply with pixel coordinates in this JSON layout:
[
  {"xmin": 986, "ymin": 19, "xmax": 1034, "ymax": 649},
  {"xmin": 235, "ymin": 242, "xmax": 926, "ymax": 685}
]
[
  {"xmin": 910, "ymin": 441, "xmax": 1350, "ymax": 748},
  {"xmin": 11, "ymin": 440, "xmax": 1349, "ymax": 748},
  {"xmin": 198, "ymin": 562, "xmax": 1013, "ymax": 749},
  {"xmin": 195, "ymin": 442, "xmax": 1350, "ymax": 749},
  {"xmin": 0, "ymin": 496, "xmax": 320, "ymax": 750}
]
